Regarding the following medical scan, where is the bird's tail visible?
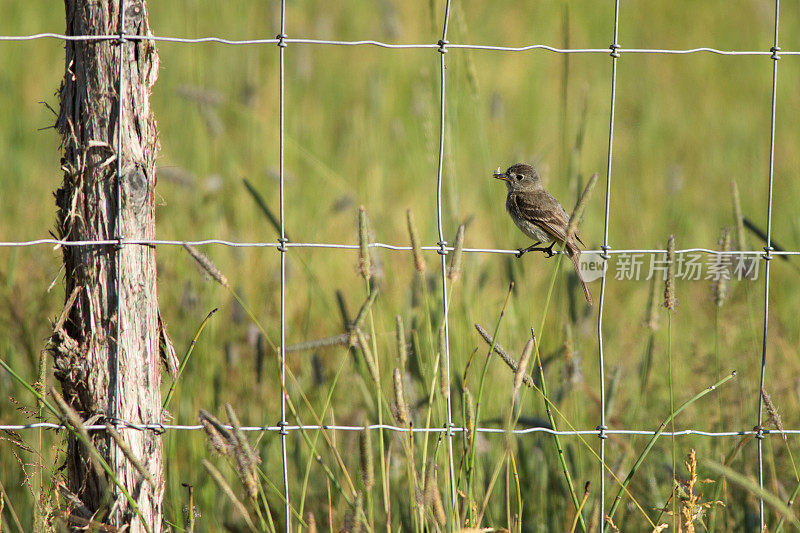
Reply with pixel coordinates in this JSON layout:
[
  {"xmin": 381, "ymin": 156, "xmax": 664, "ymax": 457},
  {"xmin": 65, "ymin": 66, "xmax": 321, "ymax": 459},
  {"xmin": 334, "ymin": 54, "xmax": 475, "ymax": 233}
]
[{"xmin": 566, "ymin": 244, "xmax": 593, "ymax": 306}]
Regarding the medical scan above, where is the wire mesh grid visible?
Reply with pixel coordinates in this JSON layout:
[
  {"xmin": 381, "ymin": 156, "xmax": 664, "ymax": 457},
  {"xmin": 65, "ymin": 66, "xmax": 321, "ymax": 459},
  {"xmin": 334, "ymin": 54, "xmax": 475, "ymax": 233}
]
[{"xmin": 0, "ymin": 0, "xmax": 792, "ymax": 530}]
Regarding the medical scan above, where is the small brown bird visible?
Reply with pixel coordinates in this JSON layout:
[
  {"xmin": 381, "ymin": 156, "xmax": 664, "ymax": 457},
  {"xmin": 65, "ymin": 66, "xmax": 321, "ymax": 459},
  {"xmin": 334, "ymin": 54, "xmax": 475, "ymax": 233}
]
[{"xmin": 493, "ymin": 163, "xmax": 593, "ymax": 305}]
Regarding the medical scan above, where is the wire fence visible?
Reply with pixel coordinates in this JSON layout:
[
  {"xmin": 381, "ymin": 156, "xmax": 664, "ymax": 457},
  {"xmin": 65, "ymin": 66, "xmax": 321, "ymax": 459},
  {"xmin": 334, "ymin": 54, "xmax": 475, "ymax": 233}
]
[{"xmin": 0, "ymin": 0, "xmax": 792, "ymax": 530}]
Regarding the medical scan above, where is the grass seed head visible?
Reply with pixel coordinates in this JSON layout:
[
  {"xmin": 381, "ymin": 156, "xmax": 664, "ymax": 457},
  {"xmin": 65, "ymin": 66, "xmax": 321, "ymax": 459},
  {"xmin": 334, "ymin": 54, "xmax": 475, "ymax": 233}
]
[
  {"xmin": 761, "ymin": 388, "xmax": 786, "ymax": 439},
  {"xmin": 358, "ymin": 206, "xmax": 371, "ymax": 282},
  {"xmin": 183, "ymin": 243, "xmax": 229, "ymax": 288},
  {"xmin": 359, "ymin": 425, "xmax": 374, "ymax": 491},
  {"xmin": 199, "ymin": 409, "xmax": 234, "ymax": 457},
  {"xmin": 425, "ymin": 464, "xmax": 447, "ymax": 526},
  {"xmin": 713, "ymin": 227, "xmax": 732, "ymax": 308},
  {"xmin": 464, "ymin": 387, "xmax": 475, "ymax": 448},
  {"xmin": 447, "ymin": 224, "xmax": 465, "ymax": 282},
  {"xmin": 392, "ymin": 367, "xmax": 410, "ymax": 426},
  {"xmin": 355, "ymin": 328, "xmax": 380, "ymax": 385},
  {"xmin": 225, "ymin": 404, "xmax": 260, "ymax": 500},
  {"xmin": 395, "ymin": 315, "xmax": 408, "ymax": 372},
  {"xmin": 406, "ymin": 209, "xmax": 426, "ymax": 273},
  {"xmin": 664, "ymin": 235, "xmax": 676, "ymax": 311},
  {"xmin": 438, "ymin": 324, "xmax": 449, "ymax": 399},
  {"xmin": 513, "ymin": 338, "xmax": 534, "ymax": 399}
]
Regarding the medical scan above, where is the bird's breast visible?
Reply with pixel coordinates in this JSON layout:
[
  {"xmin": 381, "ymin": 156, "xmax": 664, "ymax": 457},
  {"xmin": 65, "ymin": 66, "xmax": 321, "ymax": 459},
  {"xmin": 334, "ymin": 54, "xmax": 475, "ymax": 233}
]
[{"xmin": 506, "ymin": 194, "xmax": 553, "ymax": 243}]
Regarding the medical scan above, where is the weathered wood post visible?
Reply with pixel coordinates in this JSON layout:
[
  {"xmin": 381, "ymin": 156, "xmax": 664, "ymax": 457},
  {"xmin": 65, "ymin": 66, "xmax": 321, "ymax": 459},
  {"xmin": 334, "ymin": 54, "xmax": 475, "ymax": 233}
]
[{"xmin": 53, "ymin": 1, "xmax": 164, "ymax": 530}]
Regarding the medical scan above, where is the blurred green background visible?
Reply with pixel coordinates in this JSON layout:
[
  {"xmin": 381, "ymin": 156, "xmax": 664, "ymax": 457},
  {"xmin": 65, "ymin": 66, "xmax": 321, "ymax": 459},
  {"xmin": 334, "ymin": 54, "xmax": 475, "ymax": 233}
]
[{"xmin": 2, "ymin": 0, "xmax": 800, "ymax": 531}]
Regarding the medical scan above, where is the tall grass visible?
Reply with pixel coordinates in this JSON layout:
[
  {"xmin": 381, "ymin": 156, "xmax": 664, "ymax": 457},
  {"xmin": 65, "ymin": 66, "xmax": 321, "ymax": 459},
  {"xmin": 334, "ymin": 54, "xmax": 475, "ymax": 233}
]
[{"xmin": 2, "ymin": 1, "xmax": 800, "ymax": 531}]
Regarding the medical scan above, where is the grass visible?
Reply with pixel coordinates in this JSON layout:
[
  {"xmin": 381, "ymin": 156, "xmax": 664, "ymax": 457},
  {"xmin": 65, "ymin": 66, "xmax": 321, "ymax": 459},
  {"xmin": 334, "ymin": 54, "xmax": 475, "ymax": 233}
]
[{"xmin": 3, "ymin": 0, "xmax": 800, "ymax": 531}]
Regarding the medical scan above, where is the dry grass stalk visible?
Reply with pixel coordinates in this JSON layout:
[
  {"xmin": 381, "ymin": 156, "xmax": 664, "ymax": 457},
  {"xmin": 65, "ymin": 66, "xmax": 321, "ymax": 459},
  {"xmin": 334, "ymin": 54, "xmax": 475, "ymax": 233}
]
[
  {"xmin": 604, "ymin": 516, "xmax": 621, "ymax": 532},
  {"xmin": 713, "ymin": 227, "xmax": 732, "ymax": 308},
  {"xmin": 731, "ymin": 179, "xmax": 747, "ymax": 251},
  {"xmin": 50, "ymin": 389, "xmax": 106, "ymax": 484},
  {"xmin": 392, "ymin": 367, "xmax": 410, "ymax": 426},
  {"xmin": 202, "ymin": 459, "xmax": 256, "ymax": 531},
  {"xmin": 358, "ymin": 206, "xmax": 371, "ymax": 282},
  {"xmin": 305, "ymin": 511, "xmax": 317, "ymax": 533},
  {"xmin": 104, "ymin": 423, "xmax": 154, "ymax": 486},
  {"xmin": 681, "ymin": 449, "xmax": 700, "ymax": 533},
  {"xmin": 283, "ymin": 333, "xmax": 354, "ymax": 353},
  {"xmin": 406, "ymin": 209, "xmax": 426, "ymax": 273},
  {"xmin": 224, "ymin": 404, "xmax": 260, "ymax": 500},
  {"xmin": 359, "ymin": 425, "xmax": 375, "ymax": 491},
  {"xmin": 183, "ymin": 243, "xmax": 229, "ymax": 288},
  {"xmin": 438, "ymin": 324, "xmax": 450, "ymax": 399},
  {"xmin": 678, "ymin": 449, "xmax": 710, "ymax": 532},
  {"xmin": 182, "ymin": 483, "xmax": 195, "ymax": 533},
  {"xmin": 37, "ymin": 352, "xmax": 47, "ymax": 411},
  {"xmin": 351, "ymin": 290, "xmax": 379, "ymax": 341},
  {"xmin": 447, "ymin": 224, "xmax": 465, "ymax": 282},
  {"xmin": 566, "ymin": 172, "xmax": 599, "ymax": 241},
  {"xmin": 425, "ymin": 464, "xmax": 447, "ymax": 526},
  {"xmin": 513, "ymin": 338, "xmax": 534, "ymax": 399},
  {"xmin": 474, "ymin": 324, "xmax": 534, "ymax": 387},
  {"xmin": 464, "ymin": 387, "xmax": 475, "ymax": 451},
  {"xmin": 395, "ymin": 315, "xmax": 408, "ymax": 372},
  {"xmin": 672, "ymin": 449, "xmax": 723, "ymax": 532},
  {"xmin": 761, "ymin": 388, "xmax": 786, "ymax": 441},
  {"xmin": 355, "ymin": 328, "xmax": 380, "ymax": 385},
  {"xmin": 664, "ymin": 235, "xmax": 676, "ymax": 311},
  {"xmin": 344, "ymin": 491, "xmax": 364, "ymax": 533},
  {"xmin": 199, "ymin": 409, "xmax": 233, "ymax": 456}
]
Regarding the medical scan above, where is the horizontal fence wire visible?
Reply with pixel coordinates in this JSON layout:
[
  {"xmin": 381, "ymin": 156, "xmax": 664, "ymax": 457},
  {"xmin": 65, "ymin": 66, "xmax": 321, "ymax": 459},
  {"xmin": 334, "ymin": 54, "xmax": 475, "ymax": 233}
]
[
  {"xmin": 2, "ymin": 32, "xmax": 800, "ymax": 56},
  {"xmin": 0, "ymin": 421, "xmax": 795, "ymax": 437},
  {"xmin": 0, "ymin": 239, "xmax": 796, "ymax": 256}
]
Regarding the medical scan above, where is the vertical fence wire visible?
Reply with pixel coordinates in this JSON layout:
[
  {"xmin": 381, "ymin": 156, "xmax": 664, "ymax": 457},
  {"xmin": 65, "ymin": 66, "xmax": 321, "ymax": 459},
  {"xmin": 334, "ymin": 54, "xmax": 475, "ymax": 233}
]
[
  {"xmin": 756, "ymin": 0, "xmax": 781, "ymax": 529},
  {"xmin": 434, "ymin": 0, "xmax": 458, "ymax": 521},
  {"xmin": 277, "ymin": 0, "xmax": 291, "ymax": 530},
  {"xmin": 113, "ymin": 0, "xmax": 127, "ymax": 525},
  {"xmin": 597, "ymin": 0, "xmax": 621, "ymax": 522}
]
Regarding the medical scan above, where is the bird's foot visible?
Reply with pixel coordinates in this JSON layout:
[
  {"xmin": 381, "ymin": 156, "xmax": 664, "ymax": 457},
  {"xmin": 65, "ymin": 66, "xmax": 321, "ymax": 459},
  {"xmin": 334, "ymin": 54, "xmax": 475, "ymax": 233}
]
[
  {"xmin": 516, "ymin": 242, "xmax": 542, "ymax": 258},
  {"xmin": 516, "ymin": 242, "xmax": 556, "ymax": 258}
]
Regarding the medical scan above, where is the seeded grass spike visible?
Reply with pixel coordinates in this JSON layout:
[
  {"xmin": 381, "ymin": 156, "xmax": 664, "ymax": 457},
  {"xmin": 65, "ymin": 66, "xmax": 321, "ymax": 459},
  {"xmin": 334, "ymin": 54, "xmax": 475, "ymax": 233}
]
[
  {"xmin": 513, "ymin": 338, "xmax": 534, "ymax": 399},
  {"xmin": 730, "ymin": 179, "xmax": 747, "ymax": 251},
  {"xmin": 356, "ymin": 328, "xmax": 380, "ymax": 385},
  {"xmin": 358, "ymin": 206, "xmax": 371, "ymax": 282},
  {"xmin": 359, "ymin": 424, "xmax": 374, "ymax": 491},
  {"xmin": 395, "ymin": 315, "xmax": 408, "ymax": 372},
  {"xmin": 664, "ymin": 235, "xmax": 676, "ymax": 311},
  {"xmin": 438, "ymin": 324, "xmax": 449, "ymax": 399},
  {"xmin": 183, "ymin": 243, "xmax": 229, "ymax": 288},
  {"xmin": 392, "ymin": 367, "xmax": 410, "ymax": 426},
  {"xmin": 713, "ymin": 227, "xmax": 732, "ymax": 307},
  {"xmin": 447, "ymin": 224, "xmax": 465, "ymax": 282},
  {"xmin": 406, "ymin": 208, "xmax": 426, "ymax": 273}
]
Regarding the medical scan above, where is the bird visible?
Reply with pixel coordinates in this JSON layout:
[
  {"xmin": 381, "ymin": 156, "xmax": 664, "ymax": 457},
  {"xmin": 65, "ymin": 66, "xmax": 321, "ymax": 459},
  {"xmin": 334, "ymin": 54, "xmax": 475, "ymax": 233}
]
[{"xmin": 493, "ymin": 163, "xmax": 593, "ymax": 305}]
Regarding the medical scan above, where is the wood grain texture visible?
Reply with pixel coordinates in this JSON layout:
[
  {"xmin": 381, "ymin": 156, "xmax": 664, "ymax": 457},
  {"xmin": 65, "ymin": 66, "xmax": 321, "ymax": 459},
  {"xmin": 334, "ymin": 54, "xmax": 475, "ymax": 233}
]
[{"xmin": 53, "ymin": 1, "xmax": 163, "ymax": 530}]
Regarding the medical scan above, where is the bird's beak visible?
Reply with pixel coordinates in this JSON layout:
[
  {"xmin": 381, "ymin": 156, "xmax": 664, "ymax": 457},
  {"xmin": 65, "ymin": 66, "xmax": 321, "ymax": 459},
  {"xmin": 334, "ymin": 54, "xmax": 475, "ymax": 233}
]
[{"xmin": 493, "ymin": 170, "xmax": 508, "ymax": 182}]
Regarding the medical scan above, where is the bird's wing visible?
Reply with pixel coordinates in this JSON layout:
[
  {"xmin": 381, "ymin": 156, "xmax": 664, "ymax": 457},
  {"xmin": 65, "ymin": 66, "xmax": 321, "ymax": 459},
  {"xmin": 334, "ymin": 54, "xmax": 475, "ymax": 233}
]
[{"xmin": 511, "ymin": 191, "xmax": 571, "ymax": 243}]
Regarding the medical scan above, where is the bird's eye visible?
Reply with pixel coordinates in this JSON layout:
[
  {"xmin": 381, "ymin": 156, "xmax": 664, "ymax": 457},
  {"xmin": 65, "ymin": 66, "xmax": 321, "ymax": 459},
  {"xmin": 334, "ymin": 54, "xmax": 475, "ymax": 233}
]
[{"xmin": 515, "ymin": 174, "xmax": 523, "ymax": 180}]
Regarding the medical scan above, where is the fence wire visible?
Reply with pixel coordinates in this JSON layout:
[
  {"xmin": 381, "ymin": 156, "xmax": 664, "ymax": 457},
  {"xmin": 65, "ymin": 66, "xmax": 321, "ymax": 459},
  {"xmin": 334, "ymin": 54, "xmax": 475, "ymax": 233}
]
[{"xmin": 0, "ymin": 1, "xmax": 795, "ymax": 530}]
